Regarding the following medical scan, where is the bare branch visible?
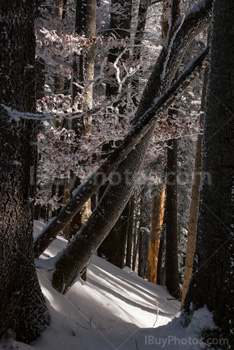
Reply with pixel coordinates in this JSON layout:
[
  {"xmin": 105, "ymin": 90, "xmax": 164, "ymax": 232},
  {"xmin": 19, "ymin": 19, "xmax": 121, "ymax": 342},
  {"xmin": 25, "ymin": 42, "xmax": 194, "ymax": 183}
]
[{"xmin": 34, "ymin": 46, "xmax": 209, "ymax": 258}]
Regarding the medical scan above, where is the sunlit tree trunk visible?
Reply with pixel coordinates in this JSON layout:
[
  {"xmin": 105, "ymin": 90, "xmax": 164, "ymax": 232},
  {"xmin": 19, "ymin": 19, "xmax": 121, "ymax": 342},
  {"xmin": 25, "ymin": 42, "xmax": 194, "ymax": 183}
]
[{"xmin": 146, "ymin": 186, "xmax": 165, "ymax": 283}]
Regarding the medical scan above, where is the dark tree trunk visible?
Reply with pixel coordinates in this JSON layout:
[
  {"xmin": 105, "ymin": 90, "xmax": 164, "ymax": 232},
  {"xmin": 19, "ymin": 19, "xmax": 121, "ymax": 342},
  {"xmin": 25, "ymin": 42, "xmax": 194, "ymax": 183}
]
[
  {"xmin": 182, "ymin": 1, "xmax": 234, "ymax": 346},
  {"xmin": 0, "ymin": 0, "xmax": 50, "ymax": 343},
  {"xmin": 131, "ymin": 0, "xmax": 149, "ymax": 107},
  {"xmin": 126, "ymin": 197, "xmax": 134, "ymax": 268},
  {"xmin": 157, "ymin": 225, "xmax": 166, "ymax": 286},
  {"xmin": 98, "ymin": 202, "xmax": 129, "ymax": 269},
  {"xmin": 181, "ymin": 64, "xmax": 209, "ymax": 308},
  {"xmin": 138, "ymin": 188, "xmax": 151, "ymax": 277},
  {"xmin": 165, "ymin": 139, "xmax": 180, "ymax": 298}
]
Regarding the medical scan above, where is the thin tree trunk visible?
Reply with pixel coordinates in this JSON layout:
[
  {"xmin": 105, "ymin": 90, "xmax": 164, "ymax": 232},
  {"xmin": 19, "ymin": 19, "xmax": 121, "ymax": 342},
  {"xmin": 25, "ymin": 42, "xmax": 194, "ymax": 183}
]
[
  {"xmin": 163, "ymin": 0, "xmax": 181, "ymax": 299},
  {"xmin": 68, "ymin": 0, "xmax": 96, "ymax": 241},
  {"xmin": 165, "ymin": 139, "xmax": 180, "ymax": 298},
  {"xmin": 138, "ymin": 187, "xmax": 151, "ymax": 277},
  {"xmin": 126, "ymin": 197, "xmax": 134, "ymax": 268},
  {"xmin": 146, "ymin": 186, "xmax": 165, "ymax": 283},
  {"xmin": 180, "ymin": 65, "xmax": 208, "ymax": 309},
  {"xmin": 157, "ymin": 225, "xmax": 166, "ymax": 285}
]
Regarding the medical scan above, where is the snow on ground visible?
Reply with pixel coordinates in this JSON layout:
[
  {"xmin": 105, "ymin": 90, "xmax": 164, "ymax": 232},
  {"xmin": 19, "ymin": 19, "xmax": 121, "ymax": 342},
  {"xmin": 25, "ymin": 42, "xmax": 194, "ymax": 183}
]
[{"xmin": 0, "ymin": 221, "xmax": 217, "ymax": 350}]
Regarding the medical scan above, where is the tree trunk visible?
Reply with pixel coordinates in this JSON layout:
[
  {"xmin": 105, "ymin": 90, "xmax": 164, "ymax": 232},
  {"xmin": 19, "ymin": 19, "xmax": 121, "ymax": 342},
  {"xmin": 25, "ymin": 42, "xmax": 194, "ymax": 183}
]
[
  {"xmin": 146, "ymin": 186, "xmax": 165, "ymax": 283},
  {"xmin": 163, "ymin": 0, "xmax": 181, "ymax": 299},
  {"xmin": 157, "ymin": 225, "xmax": 166, "ymax": 285},
  {"xmin": 0, "ymin": 0, "xmax": 50, "ymax": 342},
  {"xmin": 182, "ymin": 1, "xmax": 234, "ymax": 346},
  {"xmin": 131, "ymin": 0, "xmax": 149, "ymax": 107},
  {"xmin": 68, "ymin": 0, "xmax": 96, "ymax": 241},
  {"xmin": 138, "ymin": 188, "xmax": 151, "ymax": 278},
  {"xmin": 126, "ymin": 197, "xmax": 134, "ymax": 268},
  {"xmin": 165, "ymin": 139, "xmax": 180, "ymax": 298},
  {"xmin": 181, "ymin": 65, "xmax": 208, "ymax": 308}
]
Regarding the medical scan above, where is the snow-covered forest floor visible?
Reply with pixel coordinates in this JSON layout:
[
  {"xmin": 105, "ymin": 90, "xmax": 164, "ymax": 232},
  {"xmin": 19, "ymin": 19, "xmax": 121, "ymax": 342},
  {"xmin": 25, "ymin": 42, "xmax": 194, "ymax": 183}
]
[{"xmin": 0, "ymin": 221, "xmax": 216, "ymax": 350}]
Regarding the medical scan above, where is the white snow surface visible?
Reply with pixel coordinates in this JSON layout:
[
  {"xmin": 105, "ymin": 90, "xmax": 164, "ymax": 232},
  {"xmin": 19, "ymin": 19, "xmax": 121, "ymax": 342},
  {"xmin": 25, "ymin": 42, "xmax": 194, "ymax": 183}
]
[{"xmin": 0, "ymin": 221, "xmax": 217, "ymax": 350}]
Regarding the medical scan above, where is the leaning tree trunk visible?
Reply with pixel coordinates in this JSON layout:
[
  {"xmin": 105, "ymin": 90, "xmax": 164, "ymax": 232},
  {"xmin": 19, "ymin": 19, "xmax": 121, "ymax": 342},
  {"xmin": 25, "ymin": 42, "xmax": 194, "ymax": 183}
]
[
  {"xmin": 0, "ymin": 0, "xmax": 50, "ymax": 343},
  {"xmin": 182, "ymin": 1, "xmax": 234, "ymax": 346},
  {"xmin": 52, "ymin": 0, "xmax": 212, "ymax": 294}
]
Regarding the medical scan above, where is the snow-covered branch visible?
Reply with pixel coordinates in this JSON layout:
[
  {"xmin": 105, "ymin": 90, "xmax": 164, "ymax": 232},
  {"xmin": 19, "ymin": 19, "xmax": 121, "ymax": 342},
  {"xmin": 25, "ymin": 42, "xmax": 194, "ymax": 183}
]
[
  {"xmin": 34, "ymin": 46, "xmax": 209, "ymax": 258},
  {"xmin": 1, "ymin": 105, "xmax": 53, "ymax": 121}
]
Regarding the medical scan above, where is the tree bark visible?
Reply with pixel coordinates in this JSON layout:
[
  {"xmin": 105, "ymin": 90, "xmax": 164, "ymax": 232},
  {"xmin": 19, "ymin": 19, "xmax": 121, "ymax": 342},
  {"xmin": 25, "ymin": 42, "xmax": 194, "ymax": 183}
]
[
  {"xmin": 165, "ymin": 139, "xmax": 180, "ymax": 298},
  {"xmin": 146, "ymin": 186, "xmax": 165, "ymax": 283},
  {"xmin": 0, "ymin": 0, "xmax": 50, "ymax": 342},
  {"xmin": 181, "ymin": 65, "xmax": 208, "ymax": 309},
  {"xmin": 182, "ymin": 1, "xmax": 234, "ymax": 346},
  {"xmin": 164, "ymin": 0, "xmax": 181, "ymax": 299},
  {"xmin": 138, "ymin": 187, "xmax": 151, "ymax": 277},
  {"xmin": 68, "ymin": 0, "xmax": 96, "ymax": 241}
]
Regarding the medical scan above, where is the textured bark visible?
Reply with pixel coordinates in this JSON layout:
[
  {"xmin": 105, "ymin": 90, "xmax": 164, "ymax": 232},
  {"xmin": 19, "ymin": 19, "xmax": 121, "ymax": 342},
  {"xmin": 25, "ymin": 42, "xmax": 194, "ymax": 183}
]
[
  {"xmin": 126, "ymin": 197, "xmax": 134, "ymax": 268},
  {"xmin": 0, "ymin": 0, "xmax": 50, "ymax": 343},
  {"xmin": 138, "ymin": 188, "xmax": 151, "ymax": 278},
  {"xmin": 131, "ymin": 0, "xmax": 149, "ymax": 107},
  {"xmin": 157, "ymin": 226, "xmax": 166, "ymax": 286},
  {"xmin": 164, "ymin": 0, "xmax": 181, "ymax": 299},
  {"xmin": 98, "ymin": 201, "xmax": 129, "ymax": 269},
  {"xmin": 182, "ymin": 1, "xmax": 234, "ymax": 346},
  {"xmin": 146, "ymin": 187, "xmax": 165, "ymax": 283},
  {"xmin": 165, "ymin": 139, "xmax": 180, "ymax": 298},
  {"xmin": 181, "ymin": 66, "xmax": 208, "ymax": 309},
  {"xmin": 34, "ymin": 42, "xmax": 210, "ymax": 258}
]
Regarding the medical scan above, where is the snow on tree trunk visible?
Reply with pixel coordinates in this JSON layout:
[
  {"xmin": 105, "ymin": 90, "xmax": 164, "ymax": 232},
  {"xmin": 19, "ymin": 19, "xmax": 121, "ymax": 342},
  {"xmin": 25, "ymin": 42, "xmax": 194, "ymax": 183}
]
[{"xmin": 0, "ymin": 0, "xmax": 50, "ymax": 343}]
